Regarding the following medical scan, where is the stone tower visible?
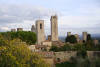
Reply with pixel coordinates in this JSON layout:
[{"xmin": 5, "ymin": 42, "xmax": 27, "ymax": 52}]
[
  {"xmin": 17, "ymin": 28, "xmax": 23, "ymax": 31},
  {"xmin": 36, "ymin": 20, "xmax": 46, "ymax": 45},
  {"xmin": 83, "ymin": 32, "xmax": 87, "ymax": 42},
  {"xmin": 75, "ymin": 34, "xmax": 80, "ymax": 43},
  {"xmin": 11, "ymin": 29, "xmax": 16, "ymax": 32},
  {"xmin": 67, "ymin": 32, "xmax": 71, "ymax": 37},
  {"xmin": 31, "ymin": 25, "xmax": 36, "ymax": 32},
  {"xmin": 51, "ymin": 15, "xmax": 58, "ymax": 41}
]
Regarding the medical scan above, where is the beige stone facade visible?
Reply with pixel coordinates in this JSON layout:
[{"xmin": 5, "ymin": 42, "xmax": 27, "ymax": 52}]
[
  {"xmin": 83, "ymin": 32, "xmax": 87, "ymax": 42},
  {"xmin": 31, "ymin": 25, "xmax": 36, "ymax": 32},
  {"xmin": 36, "ymin": 20, "xmax": 46, "ymax": 45},
  {"xmin": 17, "ymin": 28, "xmax": 23, "ymax": 31},
  {"xmin": 51, "ymin": 15, "xmax": 58, "ymax": 41},
  {"xmin": 42, "ymin": 41, "xmax": 52, "ymax": 47},
  {"xmin": 11, "ymin": 29, "xmax": 16, "ymax": 32},
  {"xmin": 74, "ymin": 34, "xmax": 80, "ymax": 43},
  {"xmin": 93, "ymin": 39, "xmax": 99, "ymax": 46},
  {"xmin": 67, "ymin": 32, "xmax": 71, "ymax": 37}
]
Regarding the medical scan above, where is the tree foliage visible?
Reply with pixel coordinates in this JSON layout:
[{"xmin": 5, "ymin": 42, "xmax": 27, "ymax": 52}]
[
  {"xmin": 0, "ymin": 31, "xmax": 37, "ymax": 45},
  {"xmin": 0, "ymin": 36, "xmax": 50, "ymax": 67},
  {"xmin": 65, "ymin": 35, "xmax": 77, "ymax": 43}
]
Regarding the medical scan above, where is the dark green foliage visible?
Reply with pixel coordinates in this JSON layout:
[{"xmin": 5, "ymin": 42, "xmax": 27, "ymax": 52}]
[
  {"xmin": 60, "ymin": 44, "xmax": 71, "ymax": 51},
  {"xmin": 50, "ymin": 46, "xmax": 59, "ymax": 52},
  {"xmin": 73, "ymin": 44, "xmax": 86, "ymax": 51},
  {"xmin": 65, "ymin": 35, "xmax": 77, "ymax": 43},
  {"xmin": 0, "ymin": 31, "xmax": 37, "ymax": 45},
  {"xmin": 50, "ymin": 44, "xmax": 72, "ymax": 52},
  {"xmin": 87, "ymin": 34, "xmax": 92, "ymax": 41},
  {"xmin": 77, "ymin": 50, "xmax": 87, "ymax": 58},
  {"xmin": 56, "ymin": 61, "xmax": 76, "ymax": 67},
  {"xmin": 50, "ymin": 43, "xmax": 100, "ymax": 52}
]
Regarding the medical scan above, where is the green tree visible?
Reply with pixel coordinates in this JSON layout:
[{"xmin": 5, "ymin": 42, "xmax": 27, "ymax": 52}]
[
  {"xmin": 65, "ymin": 35, "xmax": 77, "ymax": 43},
  {"xmin": 0, "ymin": 38, "xmax": 50, "ymax": 67},
  {"xmin": 0, "ymin": 31, "xmax": 37, "ymax": 45},
  {"xmin": 60, "ymin": 44, "xmax": 71, "ymax": 51},
  {"xmin": 50, "ymin": 45, "xmax": 59, "ymax": 52},
  {"xmin": 87, "ymin": 34, "xmax": 92, "ymax": 41}
]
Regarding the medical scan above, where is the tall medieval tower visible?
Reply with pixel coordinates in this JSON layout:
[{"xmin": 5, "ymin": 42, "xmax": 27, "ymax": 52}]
[
  {"xmin": 83, "ymin": 32, "xmax": 87, "ymax": 42},
  {"xmin": 36, "ymin": 20, "xmax": 46, "ymax": 45},
  {"xmin": 51, "ymin": 15, "xmax": 58, "ymax": 41}
]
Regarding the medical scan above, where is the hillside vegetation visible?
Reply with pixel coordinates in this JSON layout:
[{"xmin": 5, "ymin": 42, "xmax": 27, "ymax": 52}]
[
  {"xmin": 0, "ymin": 34, "xmax": 50, "ymax": 67},
  {"xmin": 0, "ymin": 31, "xmax": 37, "ymax": 45}
]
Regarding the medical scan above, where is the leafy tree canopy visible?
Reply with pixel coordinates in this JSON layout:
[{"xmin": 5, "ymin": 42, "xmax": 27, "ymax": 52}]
[
  {"xmin": 0, "ymin": 31, "xmax": 37, "ymax": 45},
  {"xmin": 0, "ymin": 37, "xmax": 50, "ymax": 67},
  {"xmin": 65, "ymin": 35, "xmax": 77, "ymax": 43}
]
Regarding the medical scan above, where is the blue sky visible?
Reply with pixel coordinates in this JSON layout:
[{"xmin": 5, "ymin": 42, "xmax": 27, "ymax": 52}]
[{"xmin": 0, "ymin": 0, "xmax": 100, "ymax": 36}]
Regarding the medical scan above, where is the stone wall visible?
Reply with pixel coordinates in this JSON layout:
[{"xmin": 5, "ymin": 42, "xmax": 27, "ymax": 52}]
[{"xmin": 54, "ymin": 51, "xmax": 77, "ymax": 63}]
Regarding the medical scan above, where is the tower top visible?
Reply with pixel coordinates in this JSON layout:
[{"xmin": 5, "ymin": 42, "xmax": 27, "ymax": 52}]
[{"xmin": 51, "ymin": 15, "xmax": 58, "ymax": 19}]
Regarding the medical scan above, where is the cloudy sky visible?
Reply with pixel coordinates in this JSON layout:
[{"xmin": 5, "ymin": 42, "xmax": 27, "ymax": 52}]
[{"xmin": 0, "ymin": 0, "xmax": 100, "ymax": 36}]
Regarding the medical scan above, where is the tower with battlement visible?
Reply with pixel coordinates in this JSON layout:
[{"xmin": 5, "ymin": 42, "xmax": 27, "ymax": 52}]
[
  {"xmin": 50, "ymin": 15, "xmax": 58, "ymax": 41},
  {"xmin": 36, "ymin": 20, "xmax": 46, "ymax": 45}
]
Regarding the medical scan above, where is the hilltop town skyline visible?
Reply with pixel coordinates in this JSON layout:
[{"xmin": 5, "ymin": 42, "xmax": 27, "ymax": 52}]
[{"xmin": 0, "ymin": 0, "xmax": 100, "ymax": 36}]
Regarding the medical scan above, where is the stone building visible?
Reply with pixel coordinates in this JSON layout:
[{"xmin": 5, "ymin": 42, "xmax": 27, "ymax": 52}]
[
  {"xmin": 93, "ymin": 39, "xmax": 99, "ymax": 46},
  {"xmin": 17, "ymin": 28, "xmax": 23, "ymax": 31},
  {"xmin": 74, "ymin": 34, "xmax": 80, "ymax": 43},
  {"xmin": 48, "ymin": 35, "xmax": 52, "ymax": 41},
  {"xmin": 51, "ymin": 15, "xmax": 58, "ymax": 41},
  {"xmin": 31, "ymin": 25, "xmax": 36, "ymax": 32},
  {"xmin": 82, "ymin": 32, "xmax": 87, "ymax": 42},
  {"xmin": 36, "ymin": 20, "xmax": 46, "ymax": 45},
  {"xmin": 67, "ymin": 32, "xmax": 71, "ymax": 37},
  {"xmin": 11, "ymin": 29, "xmax": 16, "ymax": 32},
  {"xmin": 42, "ymin": 40, "xmax": 52, "ymax": 51}
]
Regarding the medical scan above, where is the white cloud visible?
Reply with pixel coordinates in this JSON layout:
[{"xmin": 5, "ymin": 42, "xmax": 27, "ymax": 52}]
[
  {"xmin": 0, "ymin": 27, "xmax": 9, "ymax": 32},
  {"xmin": 0, "ymin": 2, "xmax": 100, "ymax": 36},
  {"xmin": 0, "ymin": 4, "xmax": 56, "ymax": 24}
]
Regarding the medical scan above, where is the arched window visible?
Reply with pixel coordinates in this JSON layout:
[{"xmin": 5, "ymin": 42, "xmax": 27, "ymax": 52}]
[{"xmin": 40, "ymin": 24, "xmax": 42, "ymax": 29}]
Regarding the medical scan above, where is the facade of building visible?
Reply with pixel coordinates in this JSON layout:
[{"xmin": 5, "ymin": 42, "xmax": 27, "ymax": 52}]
[
  {"xmin": 31, "ymin": 25, "xmax": 36, "ymax": 32},
  {"xmin": 83, "ymin": 32, "xmax": 87, "ymax": 42},
  {"xmin": 48, "ymin": 35, "xmax": 52, "ymax": 41},
  {"xmin": 36, "ymin": 20, "xmax": 46, "ymax": 45},
  {"xmin": 93, "ymin": 39, "xmax": 99, "ymax": 46},
  {"xmin": 51, "ymin": 15, "xmax": 58, "ymax": 41},
  {"xmin": 11, "ymin": 29, "xmax": 16, "ymax": 32},
  {"xmin": 74, "ymin": 34, "xmax": 80, "ymax": 43},
  {"xmin": 67, "ymin": 32, "xmax": 71, "ymax": 37},
  {"xmin": 17, "ymin": 28, "xmax": 23, "ymax": 31}
]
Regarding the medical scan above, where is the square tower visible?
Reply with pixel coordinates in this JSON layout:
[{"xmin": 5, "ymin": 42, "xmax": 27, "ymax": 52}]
[
  {"xmin": 31, "ymin": 25, "xmax": 36, "ymax": 33},
  {"xmin": 67, "ymin": 32, "xmax": 71, "ymax": 37},
  {"xmin": 36, "ymin": 20, "xmax": 46, "ymax": 45},
  {"xmin": 51, "ymin": 15, "xmax": 58, "ymax": 41},
  {"xmin": 83, "ymin": 32, "xmax": 87, "ymax": 42}
]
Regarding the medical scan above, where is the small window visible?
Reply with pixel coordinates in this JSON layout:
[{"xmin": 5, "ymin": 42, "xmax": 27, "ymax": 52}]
[{"xmin": 40, "ymin": 24, "xmax": 42, "ymax": 29}]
